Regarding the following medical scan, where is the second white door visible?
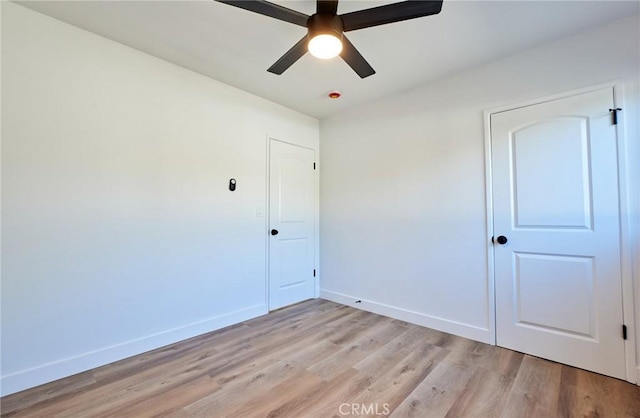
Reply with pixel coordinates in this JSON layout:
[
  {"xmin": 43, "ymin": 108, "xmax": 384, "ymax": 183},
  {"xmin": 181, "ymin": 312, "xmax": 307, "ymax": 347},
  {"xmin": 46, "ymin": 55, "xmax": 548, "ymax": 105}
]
[
  {"xmin": 491, "ymin": 87, "xmax": 626, "ymax": 379},
  {"xmin": 269, "ymin": 139, "xmax": 316, "ymax": 310}
]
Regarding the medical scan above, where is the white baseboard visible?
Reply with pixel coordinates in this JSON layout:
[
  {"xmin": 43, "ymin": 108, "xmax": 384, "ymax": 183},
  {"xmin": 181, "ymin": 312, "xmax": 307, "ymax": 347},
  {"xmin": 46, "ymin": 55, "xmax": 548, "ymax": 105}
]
[
  {"xmin": 1, "ymin": 304, "xmax": 267, "ymax": 397},
  {"xmin": 320, "ymin": 289, "xmax": 491, "ymax": 344}
]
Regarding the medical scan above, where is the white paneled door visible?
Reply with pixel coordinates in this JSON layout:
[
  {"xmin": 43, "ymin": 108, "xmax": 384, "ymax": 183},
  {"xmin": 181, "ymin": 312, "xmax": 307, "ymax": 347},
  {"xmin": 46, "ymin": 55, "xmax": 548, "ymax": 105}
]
[
  {"xmin": 269, "ymin": 139, "xmax": 316, "ymax": 310},
  {"xmin": 491, "ymin": 87, "xmax": 626, "ymax": 379}
]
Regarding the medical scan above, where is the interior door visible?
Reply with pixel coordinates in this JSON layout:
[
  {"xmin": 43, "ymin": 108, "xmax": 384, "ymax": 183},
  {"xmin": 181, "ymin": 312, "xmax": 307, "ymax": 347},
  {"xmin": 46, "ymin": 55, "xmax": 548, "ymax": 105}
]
[
  {"xmin": 269, "ymin": 139, "xmax": 316, "ymax": 310},
  {"xmin": 491, "ymin": 87, "xmax": 626, "ymax": 379}
]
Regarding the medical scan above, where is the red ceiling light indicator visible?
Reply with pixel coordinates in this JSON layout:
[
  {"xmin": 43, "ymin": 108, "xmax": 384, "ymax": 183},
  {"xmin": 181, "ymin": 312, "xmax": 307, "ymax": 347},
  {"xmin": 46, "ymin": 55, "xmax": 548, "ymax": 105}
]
[{"xmin": 328, "ymin": 90, "xmax": 341, "ymax": 99}]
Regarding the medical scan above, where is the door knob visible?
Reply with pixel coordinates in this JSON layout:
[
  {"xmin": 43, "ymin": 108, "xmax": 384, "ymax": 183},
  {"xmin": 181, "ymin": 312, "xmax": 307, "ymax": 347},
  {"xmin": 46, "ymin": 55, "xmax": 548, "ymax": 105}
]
[
  {"xmin": 271, "ymin": 229, "xmax": 279, "ymax": 236},
  {"xmin": 496, "ymin": 235, "xmax": 508, "ymax": 245}
]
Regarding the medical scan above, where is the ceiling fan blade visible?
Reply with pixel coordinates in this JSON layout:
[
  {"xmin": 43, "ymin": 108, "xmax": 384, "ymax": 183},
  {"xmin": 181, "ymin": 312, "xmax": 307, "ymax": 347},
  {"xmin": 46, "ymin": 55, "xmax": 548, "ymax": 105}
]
[
  {"xmin": 215, "ymin": 0, "xmax": 308, "ymax": 27},
  {"xmin": 341, "ymin": 0, "xmax": 443, "ymax": 32},
  {"xmin": 340, "ymin": 36, "xmax": 375, "ymax": 78},
  {"xmin": 317, "ymin": 0, "xmax": 339, "ymax": 15},
  {"xmin": 267, "ymin": 37, "xmax": 308, "ymax": 75}
]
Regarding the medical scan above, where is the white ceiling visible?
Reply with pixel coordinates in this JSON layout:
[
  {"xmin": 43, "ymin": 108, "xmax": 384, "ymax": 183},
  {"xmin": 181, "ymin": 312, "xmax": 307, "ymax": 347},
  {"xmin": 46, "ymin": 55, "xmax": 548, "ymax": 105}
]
[{"xmin": 16, "ymin": 0, "xmax": 640, "ymax": 119}]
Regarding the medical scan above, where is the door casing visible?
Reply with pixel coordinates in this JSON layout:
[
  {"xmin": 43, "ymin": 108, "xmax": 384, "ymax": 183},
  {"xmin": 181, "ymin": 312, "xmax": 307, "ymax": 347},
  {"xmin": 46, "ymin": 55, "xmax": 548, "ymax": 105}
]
[{"xmin": 483, "ymin": 81, "xmax": 637, "ymax": 383}]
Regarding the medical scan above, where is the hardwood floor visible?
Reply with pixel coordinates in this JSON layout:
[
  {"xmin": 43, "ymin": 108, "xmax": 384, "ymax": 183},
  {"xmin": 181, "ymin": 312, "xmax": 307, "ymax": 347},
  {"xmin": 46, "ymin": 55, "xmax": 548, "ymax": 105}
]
[{"xmin": 2, "ymin": 299, "xmax": 639, "ymax": 417}]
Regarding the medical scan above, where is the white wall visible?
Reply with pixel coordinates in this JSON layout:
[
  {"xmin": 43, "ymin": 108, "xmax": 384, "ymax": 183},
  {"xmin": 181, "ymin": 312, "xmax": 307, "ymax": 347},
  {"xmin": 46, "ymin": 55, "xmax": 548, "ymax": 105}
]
[
  {"xmin": 320, "ymin": 13, "xmax": 639, "ymax": 372},
  {"xmin": 1, "ymin": 2, "xmax": 318, "ymax": 396}
]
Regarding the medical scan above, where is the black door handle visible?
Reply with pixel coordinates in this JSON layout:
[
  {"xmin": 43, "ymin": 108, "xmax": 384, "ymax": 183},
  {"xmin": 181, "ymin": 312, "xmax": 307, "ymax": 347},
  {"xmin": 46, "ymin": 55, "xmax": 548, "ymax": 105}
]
[
  {"xmin": 271, "ymin": 229, "xmax": 279, "ymax": 236},
  {"xmin": 496, "ymin": 235, "xmax": 508, "ymax": 245}
]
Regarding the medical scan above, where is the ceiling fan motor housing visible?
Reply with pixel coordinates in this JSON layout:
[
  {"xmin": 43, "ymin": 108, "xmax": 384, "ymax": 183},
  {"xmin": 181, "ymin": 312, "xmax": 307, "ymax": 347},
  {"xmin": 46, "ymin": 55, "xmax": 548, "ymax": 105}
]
[{"xmin": 307, "ymin": 13, "xmax": 344, "ymax": 43}]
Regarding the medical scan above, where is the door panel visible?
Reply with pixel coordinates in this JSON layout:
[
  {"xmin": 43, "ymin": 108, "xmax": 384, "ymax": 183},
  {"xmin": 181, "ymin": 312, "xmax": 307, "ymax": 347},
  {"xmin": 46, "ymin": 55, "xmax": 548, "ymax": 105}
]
[
  {"xmin": 269, "ymin": 140, "xmax": 315, "ymax": 310},
  {"xmin": 492, "ymin": 87, "xmax": 625, "ymax": 379},
  {"xmin": 514, "ymin": 252, "xmax": 595, "ymax": 338},
  {"xmin": 511, "ymin": 117, "xmax": 592, "ymax": 229}
]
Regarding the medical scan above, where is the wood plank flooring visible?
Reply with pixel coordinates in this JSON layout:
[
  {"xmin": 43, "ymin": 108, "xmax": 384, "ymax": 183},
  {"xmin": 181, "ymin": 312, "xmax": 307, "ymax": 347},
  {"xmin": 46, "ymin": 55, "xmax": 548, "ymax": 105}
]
[{"xmin": 2, "ymin": 299, "xmax": 639, "ymax": 417}]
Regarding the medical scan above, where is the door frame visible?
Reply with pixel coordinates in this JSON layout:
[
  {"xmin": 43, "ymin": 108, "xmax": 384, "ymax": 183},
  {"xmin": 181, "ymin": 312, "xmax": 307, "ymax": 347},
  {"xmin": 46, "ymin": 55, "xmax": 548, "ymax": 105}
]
[
  {"xmin": 265, "ymin": 135, "xmax": 320, "ymax": 311},
  {"xmin": 483, "ymin": 81, "xmax": 637, "ymax": 384}
]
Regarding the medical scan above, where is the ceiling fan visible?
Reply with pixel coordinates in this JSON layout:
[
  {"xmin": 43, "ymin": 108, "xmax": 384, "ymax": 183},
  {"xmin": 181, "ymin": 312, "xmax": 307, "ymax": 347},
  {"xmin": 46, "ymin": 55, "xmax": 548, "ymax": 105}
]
[{"xmin": 215, "ymin": 0, "xmax": 444, "ymax": 78}]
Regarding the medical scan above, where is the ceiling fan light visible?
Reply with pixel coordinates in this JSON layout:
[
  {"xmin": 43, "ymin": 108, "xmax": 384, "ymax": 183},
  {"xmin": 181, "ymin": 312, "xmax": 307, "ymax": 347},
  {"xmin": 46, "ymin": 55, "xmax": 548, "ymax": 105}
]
[{"xmin": 308, "ymin": 34, "xmax": 343, "ymax": 59}]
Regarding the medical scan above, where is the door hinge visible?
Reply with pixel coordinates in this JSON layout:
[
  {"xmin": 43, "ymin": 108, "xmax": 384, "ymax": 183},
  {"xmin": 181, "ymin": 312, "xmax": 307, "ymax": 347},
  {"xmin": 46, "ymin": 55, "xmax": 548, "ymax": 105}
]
[
  {"xmin": 623, "ymin": 324, "xmax": 627, "ymax": 340},
  {"xmin": 313, "ymin": 162, "xmax": 316, "ymax": 170},
  {"xmin": 609, "ymin": 108, "xmax": 622, "ymax": 125},
  {"xmin": 313, "ymin": 269, "xmax": 316, "ymax": 277}
]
